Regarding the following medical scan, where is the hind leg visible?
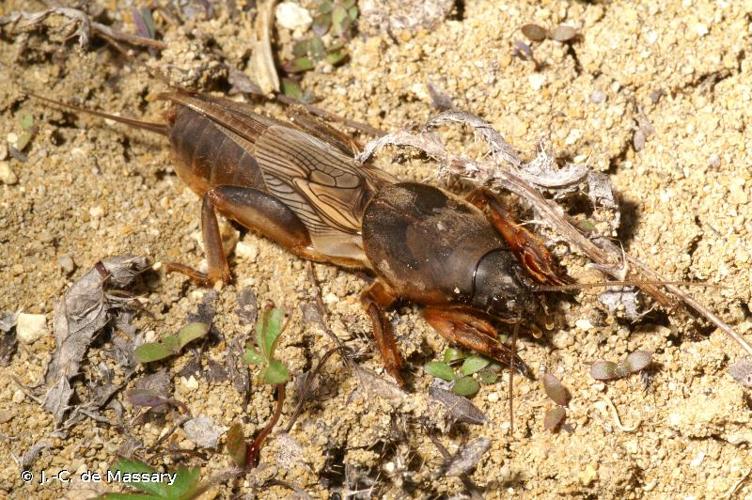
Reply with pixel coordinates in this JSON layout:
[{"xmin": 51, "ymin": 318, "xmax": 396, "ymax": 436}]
[{"xmin": 166, "ymin": 185, "xmax": 360, "ymax": 285}]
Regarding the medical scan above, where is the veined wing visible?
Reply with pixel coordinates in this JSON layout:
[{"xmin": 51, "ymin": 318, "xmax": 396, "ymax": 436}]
[{"xmin": 253, "ymin": 125, "xmax": 384, "ymax": 237}]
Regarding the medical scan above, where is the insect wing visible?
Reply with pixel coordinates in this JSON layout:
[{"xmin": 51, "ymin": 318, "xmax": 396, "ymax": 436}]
[{"xmin": 254, "ymin": 126, "xmax": 376, "ymax": 235}]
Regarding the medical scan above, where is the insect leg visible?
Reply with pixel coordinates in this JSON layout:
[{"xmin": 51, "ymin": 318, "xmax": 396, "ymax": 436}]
[
  {"xmin": 467, "ymin": 188, "xmax": 569, "ymax": 286},
  {"xmin": 360, "ymin": 280, "xmax": 406, "ymax": 386},
  {"xmin": 167, "ymin": 185, "xmax": 321, "ymax": 285},
  {"xmin": 423, "ymin": 306, "xmax": 533, "ymax": 378},
  {"xmin": 165, "ymin": 192, "xmax": 232, "ymax": 285}
]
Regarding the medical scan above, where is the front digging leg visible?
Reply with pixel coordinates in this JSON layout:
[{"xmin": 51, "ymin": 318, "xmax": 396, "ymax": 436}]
[
  {"xmin": 423, "ymin": 306, "xmax": 533, "ymax": 379},
  {"xmin": 360, "ymin": 280, "xmax": 406, "ymax": 386},
  {"xmin": 467, "ymin": 188, "xmax": 569, "ymax": 286}
]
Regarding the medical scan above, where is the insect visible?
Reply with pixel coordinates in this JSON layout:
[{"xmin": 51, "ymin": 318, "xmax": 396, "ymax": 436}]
[{"xmin": 33, "ymin": 90, "xmax": 570, "ymax": 385}]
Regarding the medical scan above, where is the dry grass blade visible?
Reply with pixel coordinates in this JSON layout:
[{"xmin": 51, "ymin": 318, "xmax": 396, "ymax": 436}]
[
  {"xmin": 357, "ymin": 113, "xmax": 752, "ymax": 358},
  {"xmin": 250, "ymin": 0, "xmax": 280, "ymax": 94}
]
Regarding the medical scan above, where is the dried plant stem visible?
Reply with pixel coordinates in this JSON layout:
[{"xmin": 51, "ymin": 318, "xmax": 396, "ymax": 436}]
[
  {"xmin": 284, "ymin": 347, "xmax": 339, "ymax": 433},
  {"xmin": 491, "ymin": 167, "xmax": 752, "ymax": 356},
  {"xmin": 1, "ymin": 7, "xmax": 166, "ymax": 50},
  {"xmin": 247, "ymin": 383, "xmax": 286, "ymax": 468}
]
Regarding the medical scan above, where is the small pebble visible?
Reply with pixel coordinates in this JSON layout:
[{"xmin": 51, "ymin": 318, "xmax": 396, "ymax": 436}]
[
  {"xmin": 528, "ymin": 73, "xmax": 546, "ymax": 91},
  {"xmin": 590, "ymin": 89, "xmax": 606, "ymax": 104},
  {"xmin": 39, "ymin": 229, "xmax": 54, "ymax": 244},
  {"xmin": 323, "ymin": 292, "xmax": 339, "ymax": 305},
  {"xmin": 575, "ymin": 318, "xmax": 593, "ymax": 330},
  {"xmin": 0, "ymin": 161, "xmax": 17, "ymax": 185},
  {"xmin": 12, "ymin": 389, "xmax": 25, "ymax": 404},
  {"xmin": 58, "ymin": 255, "xmax": 76, "ymax": 275},
  {"xmin": 275, "ymin": 2, "xmax": 313, "ymax": 31},
  {"xmin": 16, "ymin": 313, "xmax": 48, "ymax": 344},
  {"xmin": 181, "ymin": 375, "xmax": 199, "ymax": 391},
  {"xmin": 235, "ymin": 241, "xmax": 259, "ymax": 261},
  {"xmin": 89, "ymin": 206, "xmax": 105, "ymax": 219},
  {"xmin": 521, "ymin": 23, "xmax": 548, "ymax": 42}
]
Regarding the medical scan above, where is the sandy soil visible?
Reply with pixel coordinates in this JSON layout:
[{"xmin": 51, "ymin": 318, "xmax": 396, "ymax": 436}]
[{"xmin": 1, "ymin": 0, "xmax": 752, "ymax": 498}]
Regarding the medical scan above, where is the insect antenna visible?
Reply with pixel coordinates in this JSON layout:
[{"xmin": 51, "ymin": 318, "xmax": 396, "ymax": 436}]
[{"xmin": 26, "ymin": 92, "xmax": 169, "ymax": 136}]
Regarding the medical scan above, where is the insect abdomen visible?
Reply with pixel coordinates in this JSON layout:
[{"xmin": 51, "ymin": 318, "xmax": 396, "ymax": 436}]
[{"xmin": 169, "ymin": 106, "xmax": 266, "ymax": 196}]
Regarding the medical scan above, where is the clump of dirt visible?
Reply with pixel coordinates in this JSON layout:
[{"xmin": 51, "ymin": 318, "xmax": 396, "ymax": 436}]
[{"xmin": 1, "ymin": 0, "xmax": 751, "ymax": 498}]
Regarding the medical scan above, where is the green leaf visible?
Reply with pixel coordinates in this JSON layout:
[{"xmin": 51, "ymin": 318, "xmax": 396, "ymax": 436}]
[
  {"xmin": 331, "ymin": 5, "xmax": 348, "ymax": 35},
  {"xmin": 461, "ymin": 356, "xmax": 490, "ymax": 376},
  {"xmin": 452, "ymin": 376, "xmax": 480, "ymax": 397},
  {"xmin": 167, "ymin": 467, "xmax": 201, "ymax": 498},
  {"xmin": 100, "ymin": 493, "xmax": 157, "ymax": 499},
  {"xmin": 262, "ymin": 359, "xmax": 290, "ymax": 385},
  {"xmin": 477, "ymin": 368, "xmax": 499, "ymax": 385},
  {"xmin": 325, "ymin": 49, "xmax": 347, "ymax": 66},
  {"xmin": 243, "ymin": 348, "xmax": 264, "ymax": 365},
  {"xmin": 292, "ymin": 39, "xmax": 310, "ymax": 57},
  {"xmin": 134, "ymin": 342, "xmax": 174, "ymax": 364},
  {"xmin": 312, "ymin": 13, "xmax": 331, "ymax": 36},
  {"xmin": 257, "ymin": 307, "xmax": 284, "ymax": 360},
  {"xmin": 347, "ymin": 5, "xmax": 358, "ymax": 21},
  {"xmin": 286, "ymin": 56, "xmax": 315, "ymax": 73},
  {"xmin": 140, "ymin": 7, "xmax": 156, "ymax": 39},
  {"xmin": 176, "ymin": 322, "xmax": 210, "ymax": 349},
  {"xmin": 110, "ymin": 459, "xmax": 168, "ymax": 497},
  {"xmin": 424, "ymin": 361, "xmax": 455, "ymax": 382},
  {"xmin": 443, "ymin": 348, "xmax": 465, "ymax": 364},
  {"xmin": 134, "ymin": 322, "xmax": 210, "ymax": 364},
  {"xmin": 226, "ymin": 423, "xmax": 247, "ymax": 468},
  {"xmin": 318, "ymin": 0, "xmax": 333, "ymax": 14},
  {"xmin": 309, "ymin": 37, "xmax": 327, "ymax": 60},
  {"xmin": 20, "ymin": 113, "xmax": 34, "ymax": 130}
]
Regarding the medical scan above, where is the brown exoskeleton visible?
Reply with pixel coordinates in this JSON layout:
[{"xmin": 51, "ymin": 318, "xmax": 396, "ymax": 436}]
[{"xmin": 34, "ymin": 90, "xmax": 569, "ymax": 385}]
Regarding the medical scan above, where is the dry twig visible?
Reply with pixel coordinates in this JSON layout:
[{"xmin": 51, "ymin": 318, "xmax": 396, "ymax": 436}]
[{"xmin": 0, "ymin": 7, "xmax": 166, "ymax": 50}]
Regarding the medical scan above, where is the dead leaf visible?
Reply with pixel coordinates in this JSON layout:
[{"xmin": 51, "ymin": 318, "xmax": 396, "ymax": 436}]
[
  {"xmin": 353, "ymin": 365, "xmax": 406, "ymax": 402},
  {"xmin": 0, "ymin": 311, "xmax": 18, "ymax": 366},
  {"xmin": 443, "ymin": 437, "xmax": 491, "ymax": 477},
  {"xmin": 429, "ymin": 385, "xmax": 487, "ymax": 425},
  {"xmin": 127, "ymin": 370, "xmax": 173, "ymax": 412},
  {"xmin": 43, "ymin": 255, "xmax": 149, "ymax": 423},
  {"xmin": 18, "ymin": 440, "xmax": 51, "ymax": 469},
  {"xmin": 427, "ymin": 81, "xmax": 454, "ymax": 111},
  {"xmin": 236, "ymin": 287, "xmax": 259, "ymax": 325},
  {"xmin": 729, "ymin": 358, "xmax": 752, "ymax": 387}
]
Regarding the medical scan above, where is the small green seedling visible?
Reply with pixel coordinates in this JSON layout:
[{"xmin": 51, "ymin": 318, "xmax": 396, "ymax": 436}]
[
  {"xmin": 100, "ymin": 459, "xmax": 202, "ymax": 499},
  {"xmin": 134, "ymin": 322, "xmax": 211, "ymax": 364},
  {"xmin": 244, "ymin": 305, "xmax": 290, "ymax": 385},
  {"xmin": 424, "ymin": 349, "xmax": 501, "ymax": 397},
  {"xmin": 281, "ymin": 0, "xmax": 358, "ymax": 80}
]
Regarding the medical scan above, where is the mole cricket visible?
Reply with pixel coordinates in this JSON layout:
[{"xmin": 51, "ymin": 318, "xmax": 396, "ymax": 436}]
[{"xmin": 33, "ymin": 90, "xmax": 573, "ymax": 385}]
